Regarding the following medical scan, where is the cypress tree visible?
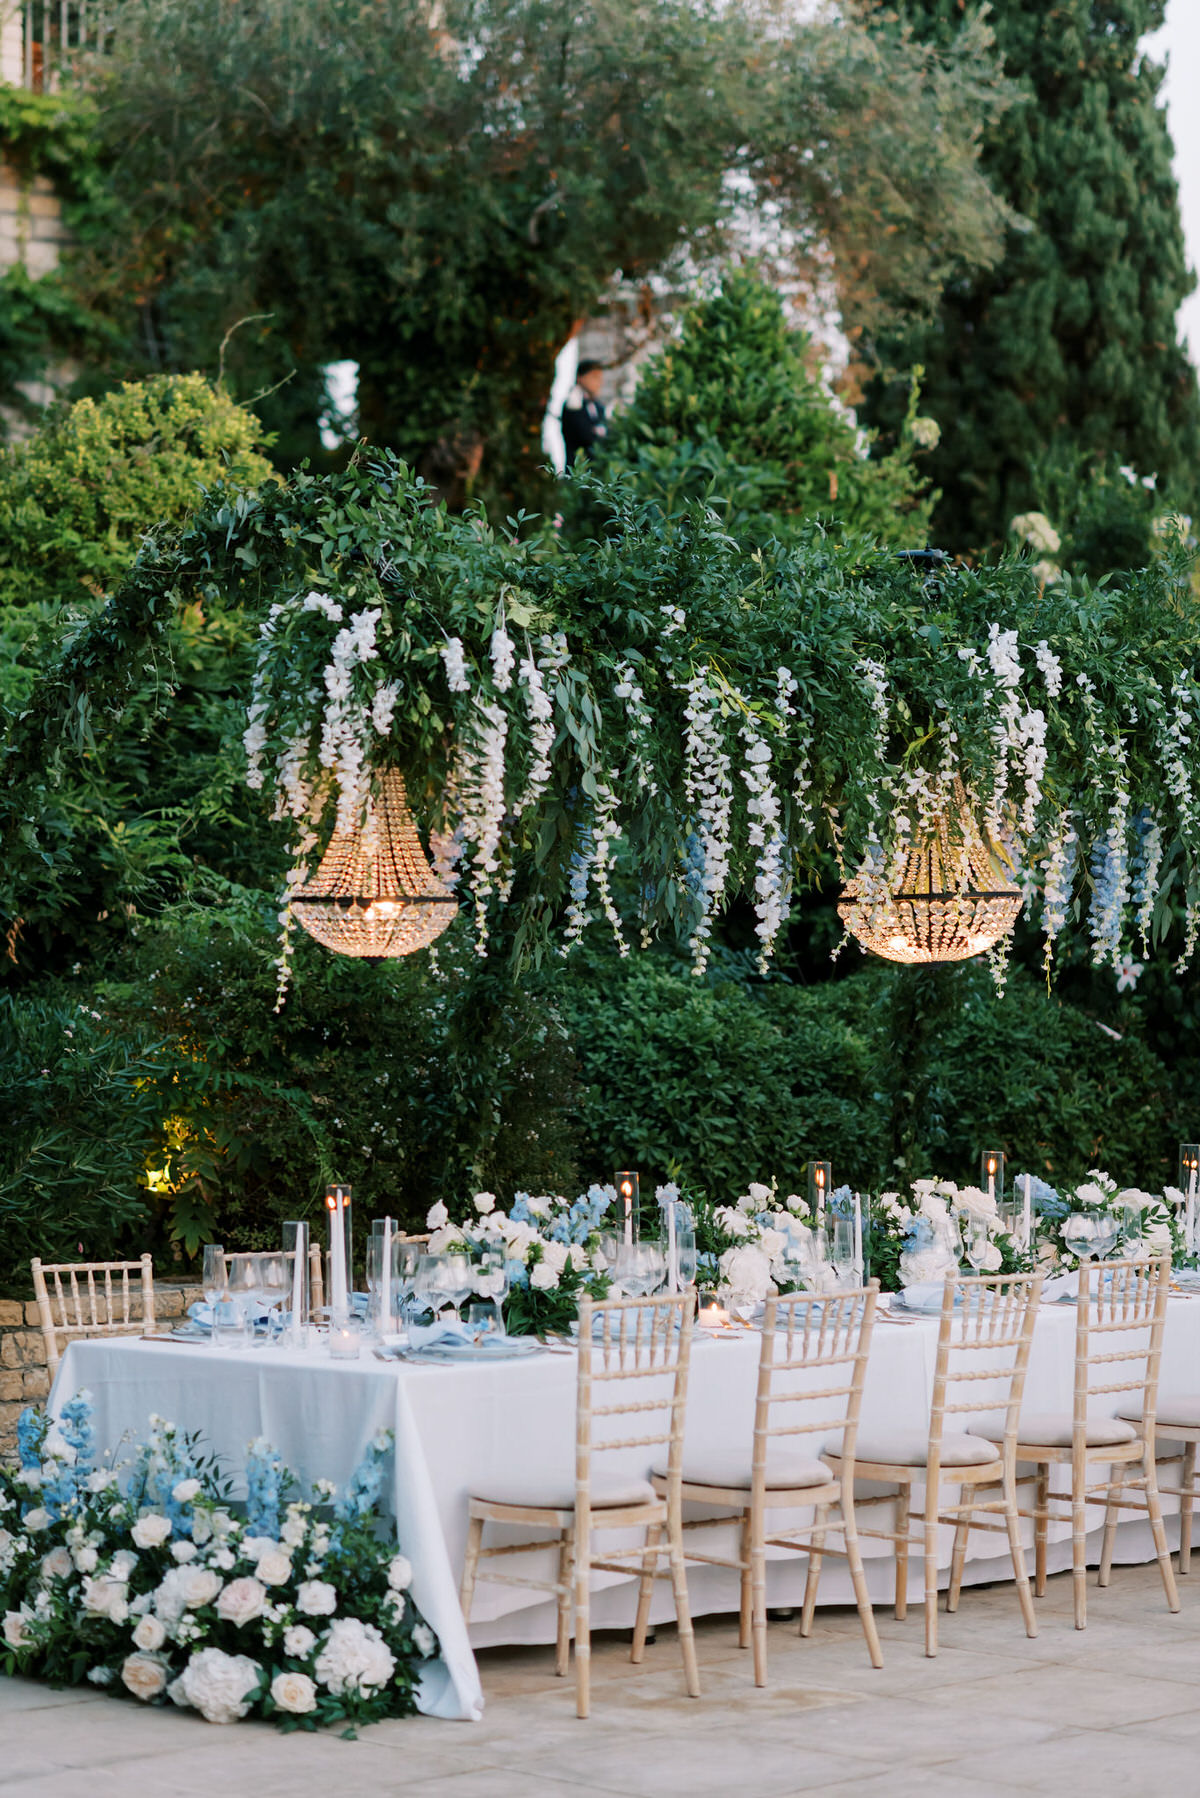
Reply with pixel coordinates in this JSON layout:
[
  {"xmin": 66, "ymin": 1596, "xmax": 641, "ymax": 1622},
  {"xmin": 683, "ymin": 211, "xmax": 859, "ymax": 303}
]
[{"xmin": 866, "ymin": 0, "xmax": 1200, "ymax": 552}]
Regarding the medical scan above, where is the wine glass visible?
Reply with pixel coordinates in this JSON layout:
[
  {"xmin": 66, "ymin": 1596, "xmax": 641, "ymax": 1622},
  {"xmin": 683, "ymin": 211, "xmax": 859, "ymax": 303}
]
[
  {"xmin": 439, "ymin": 1253, "xmax": 475, "ymax": 1325},
  {"xmin": 1063, "ymin": 1211, "xmax": 1100, "ymax": 1263},
  {"xmin": 201, "ymin": 1244, "xmax": 226, "ymax": 1347},
  {"xmin": 394, "ymin": 1241, "xmax": 424, "ymax": 1330},
  {"xmin": 411, "ymin": 1254, "xmax": 446, "ymax": 1323},
  {"xmin": 831, "ymin": 1216, "xmax": 860, "ymax": 1289},
  {"xmin": 227, "ymin": 1253, "xmax": 262, "ymax": 1334},
  {"xmin": 961, "ymin": 1214, "xmax": 991, "ymax": 1276},
  {"xmin": 256, "ymin": 1252, "xmax": 290, "ymax": 1343},
  {"xmin": 1092, "ymin": 1213, "xmax": 1119, "ymax": 1261}
]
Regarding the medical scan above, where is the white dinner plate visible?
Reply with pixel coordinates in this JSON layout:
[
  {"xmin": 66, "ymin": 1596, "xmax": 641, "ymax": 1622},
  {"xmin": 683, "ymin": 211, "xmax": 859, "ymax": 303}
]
[{"xmin": 401, "ymin": 1336, "xmax": 544, "ymax": 1363}]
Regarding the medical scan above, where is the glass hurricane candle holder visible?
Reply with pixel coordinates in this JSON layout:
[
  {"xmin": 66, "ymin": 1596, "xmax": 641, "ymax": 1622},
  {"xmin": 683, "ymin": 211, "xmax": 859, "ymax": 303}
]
[
  {"xmin": 327, "ymin": 1317, "xmax": 361, "ymax": 1361},
  {"xmin": 615, "ymin": 1170, "xmax": 640, "ymax": 1244},
  {"xmin": 807, "ymin": 1161, "xmax": 831, "ymax": 1224},
  {"xmin": 981, "ymin": 1150, "xmax": 1006, "ymax": 1205}
]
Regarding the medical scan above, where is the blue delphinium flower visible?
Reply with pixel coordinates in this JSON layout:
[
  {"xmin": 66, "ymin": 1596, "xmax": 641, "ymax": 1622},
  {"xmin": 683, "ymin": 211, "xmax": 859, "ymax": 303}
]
[
  {"xmin": 335, "ymin": 1429, "xmax": 392, "ymax": 1523},
  {"xmin": 245, "ymin": 1437, "xmax": 287, "ymax": 1538},
  {"xmin": 504, "ymin": 1258, "xmax": 530, "ymax": 1290},
  {"xmin": 1018, "ymin": 1174, "xmax": 1064, "ymax": 1220},
  {"xmin": 16, "ymin": 1407, "xmax": 45, "ymax": 1470},
  {"xmin": 59, "ymin": 1390, "xmax": 95, "ymax": 1480},
  {"xmin": 510, "ymin": 1193, "xmax": 532, "ymax": 1224}
]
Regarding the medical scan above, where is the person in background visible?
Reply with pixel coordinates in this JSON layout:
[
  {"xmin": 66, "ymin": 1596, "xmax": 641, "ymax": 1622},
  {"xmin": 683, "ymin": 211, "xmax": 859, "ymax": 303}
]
[{"xmin": 561, "ymin": 359, "xmax": 608, "ymax": 462}]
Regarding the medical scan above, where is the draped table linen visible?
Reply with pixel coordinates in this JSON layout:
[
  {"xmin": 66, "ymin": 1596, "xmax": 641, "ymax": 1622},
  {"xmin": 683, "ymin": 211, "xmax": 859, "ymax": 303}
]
[{"xmin": 51, "ymin": 1295, "xmax": 1200, "ymax": 1720}]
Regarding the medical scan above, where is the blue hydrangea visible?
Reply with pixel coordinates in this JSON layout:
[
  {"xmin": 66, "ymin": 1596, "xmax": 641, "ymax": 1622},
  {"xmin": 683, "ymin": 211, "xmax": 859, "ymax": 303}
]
[
  {"xmin": 1018, "ymin": 1174, "xmax": 1064, "ymax": 1219},
  {"xmin": 504, "ymin": 1258, "xmax": 530, "ymax": 1289}
]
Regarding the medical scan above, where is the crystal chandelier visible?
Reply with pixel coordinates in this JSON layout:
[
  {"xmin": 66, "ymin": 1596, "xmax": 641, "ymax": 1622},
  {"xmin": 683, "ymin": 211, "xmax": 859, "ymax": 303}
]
[
  {"xmin": 837, "ymin": 782, "xmax": 1022, "ymax": 965},
  {"xmin": 291, "ymin": 767, "xmax": 457, "ymax": 963}
]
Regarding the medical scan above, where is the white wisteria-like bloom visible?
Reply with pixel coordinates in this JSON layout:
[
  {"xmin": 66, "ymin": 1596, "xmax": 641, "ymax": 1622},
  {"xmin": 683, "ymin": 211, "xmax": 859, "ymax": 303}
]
[
  {"xmin": 489, "ymin": 621, "xmax": 516, "ymax": 692},
  {"xmin": 1011, "ymin": 511, "xmax": 1061, "ymax": 555},
  {"xmin": 1034, "ymin": 640, "xmax": 1063, "ymax": 698},
  {"xmin": 439, "ymin": 636, "xmax": 471, "ymax": 693},
  {"xmin": 682, "ymin": 667, "xmax": 734, "ymax": 975}
]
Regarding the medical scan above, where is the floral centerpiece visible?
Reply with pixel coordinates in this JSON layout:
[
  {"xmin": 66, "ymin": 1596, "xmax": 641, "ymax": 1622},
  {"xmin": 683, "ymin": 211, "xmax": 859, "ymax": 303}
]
[
  {"xmin": 1029, "ymin": 1169, "xmax": 1178, "ymax": 1270},
  {"xmin": 1, "ymin": 1397, "xmax": 437, "ymax": 1734}
]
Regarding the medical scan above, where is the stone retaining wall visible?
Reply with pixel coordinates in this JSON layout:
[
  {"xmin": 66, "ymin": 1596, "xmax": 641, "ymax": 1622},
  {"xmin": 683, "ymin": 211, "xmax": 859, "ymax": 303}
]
[{"xmin": 0, "ymin": 1281, "xmax": 202, "ymax": 1462}]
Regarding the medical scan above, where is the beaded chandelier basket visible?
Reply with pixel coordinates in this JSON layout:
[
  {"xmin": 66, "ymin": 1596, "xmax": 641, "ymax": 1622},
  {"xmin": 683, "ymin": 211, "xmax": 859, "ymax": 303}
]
[
  {"xmin": 291, "ymin": 767, "xmax": 457, "ymax": 962},
  {"xmin": 837, "ymin": 781, "xmax": 1022, "ymax": 965}
]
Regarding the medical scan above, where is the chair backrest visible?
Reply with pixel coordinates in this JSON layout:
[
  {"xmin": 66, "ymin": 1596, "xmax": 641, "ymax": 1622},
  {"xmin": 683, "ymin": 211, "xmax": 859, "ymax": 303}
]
[
  {"xmin": 929, "ymin": 1271, "xmax": 1044, "ymax": 1468},
  {"xmin": 754, "ymin": 1283, "xmax": 879, "ymax": 1484},
  {"xmin": 31, "ymin": 1255, "xmax": 156, "ymax": 1380},
  {"xmin": 1074, "ymin": 1255, "xmax": 1169, "ymax": 1439},
  {"xmin": 224, "ymin": 1245, "xmax": 325, "ymax": 1320},
  {"xmin": 575, "ymin": 1292, "xmax": 695, "ymax": 1514}
]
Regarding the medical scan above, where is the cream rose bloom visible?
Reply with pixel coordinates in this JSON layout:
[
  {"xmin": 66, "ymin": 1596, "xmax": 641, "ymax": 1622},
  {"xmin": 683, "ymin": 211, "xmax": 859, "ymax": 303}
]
[
  {"xmin": 154, "ymin": 1564, "xmax": 222, "ymax": 1624},
  {"xmin": 283, "ymin": 1624, "xmax": 316, "ymax": 1657},
  {"xmin": 133, "ymin": 1614, "xmax": 167, "ymax": 1652},
  {"xmin": 82, "ymin": 1576, "xmax": 129, "ymax": 1622},
  {"xmin": 386, "ymin": 1554, "xmax": 413, "ymax": 1592},
  {"xmin": 121, "ymin": 1653, "xmax": 169, "ymax": 1702},
  {"xmin": 172, "ymin": 1479, "xmax": 202, "ymax": 1504},
  {"xmin": 271, "ymin": 1670, "xmax": 318, "ymax": 1715},
  {"xmin": 72, "ymin": 1545, "xmax": 99, "ymax": 1574},
  {"xmin": 178, "ymin": 1647, "xmax": 261, "ymax": 1724},
  {"xmin": 296, "ymin": 1579, "xmax": 337, "ymax": 1617},
  {"xmin": 131, "ymin": 1513, "xmax": 173, "ymax": 1549},
  {"xmin": 23, "ymin": 1508, "xmax": 50, "ymax": 1533},
  {"xmin": 3, "ymin": 1608, "xmax": 31, "ymax": 1648},
  {"xmin": 215, "ymin": 1577, "xmax": 267, "ymax": 1627},
  {"xmin": 40, "ymin": 1547, "xmax": 73, "ymax": 1583},
  {"xmin": 255, "ymin": 1547, "xmax": 293, "ymax": 1588}
]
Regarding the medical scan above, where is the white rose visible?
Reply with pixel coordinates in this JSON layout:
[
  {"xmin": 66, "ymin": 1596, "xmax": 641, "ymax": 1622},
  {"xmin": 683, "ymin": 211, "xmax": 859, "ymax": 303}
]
[
  {"xmin": 3, "ymin": 1609, "xmax": 31, "ymax": 1648},
  {"xmin": 718, "ymin": 1245, "xmax": 773, "ymax": 1302},
  {"xmin": 271, "ymin": 1670, "xmax": 318, "ymax": 1714},
  {"xmin": 121, "ymin": 1653, "xmax": 169, "ymax": 1702},
  {"xmin": 133, "ymin": 1614, "xmax": 167, "ymax": 1652},
  {"xmin": 41, "ymin": 1547, "xmax": 73, "ymax": 1582},
  {"xmin": 86, "ymin": 1470, "xmax": 116, "ymax": 1493},
  {"xmin": 314, "ymin": 1617, "xmax": 396, "ymax": 1696},
  {"xmin": 280, "ymin": 1510, "xmax": 307, "ymax": 1549},
  {"xmin": 238, "ymin": 1536, "xmax": 275, "ymax": 1564},
  {"xmin": 529, "ymin": 1261, "xmax": 560, "ymax": 1291},
  {"xmin": 758, "ymin": 1228, "xmax": 787, "ymax": 1259},
  {"xmin": 171, "ymin": 1541, "xmax": 197, "ymax": 1563},
  {"xmin": 216, "ymin": 1577, "xmax": 267, "ymax": 1627},
  {"xmin": 426, "ymin": 1201, "xmax": 449, "ymax": 1229},
  {"xmin": 255, "ymin": 1546, "xmax": 292, "ymax": 1587},
  {"xmin": 23, "ymin": 1508, "xmax": 50, "ymax": 1533},
  {"xmin": 82, "ymin": 1576, "xmax": 128, "ymax": 1622},
  {"xmin": 1143, "ymin": 1220, "xmax": 1172, "ymax": 1252},
  {"xmin": 296, "ymin": 1579, "xmax": 337, "ymax": 1617},
  {"xmin": 746, "ymin": 1182, "xmax": 773, "ymax": 1206},
  {"xmin": 131, "ymin": 1513, "xmax": 173, "ymax": 1549},
  {"xmin": 283, "ymin": 1624, "xmax": 316, "ymax": 1657},
  {"xmin": 18, "ymin": 1468, "xmax": 42, "ymax": 1489},
  {"xmin": 412, "ymin": 1622, "xmax": 436, "ymax": 1658},
  {"xmin": 154, "ymin": 1564, "xmax": 223, "ymax": 1623},
  {"xmin": 386, "ymin": 1554, "xmax": 413, "ymax": 1592},
  {"xmin": 384, "ymin": 1589, "xmax": 406, "ymax": 1623},
  {"xmin": 172, "ymin": 1479, "xmax": 202, "ymax": 1505},
  {"xmin": 110, "ymin": 1550, "xmax": 139, "ymax": 1581},
  {"xmin": 981, "ymin": 1242, "xmax": 1003, "ymax": 1273},
  {"xmin": 956, "ymin": 1185, "xmax": 997, "ymax": 1219},
  {"xmin": 473, "ymin": 1191, "xmax": 497, "ymax": 1214},
  {"xmin": 191, "ymin": 1512, "xmax": 213, "ymax": 1547},
  {"xmin": 178, "ymin": 1647, "xmax": 261, "ymax": 1724}
]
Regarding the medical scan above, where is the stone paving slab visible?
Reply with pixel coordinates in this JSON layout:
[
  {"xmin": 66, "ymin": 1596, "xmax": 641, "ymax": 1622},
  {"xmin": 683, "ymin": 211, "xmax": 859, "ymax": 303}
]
[{"xmin": 3, "ymin": 1564, "xmax": 1198, "ymax": 1796}]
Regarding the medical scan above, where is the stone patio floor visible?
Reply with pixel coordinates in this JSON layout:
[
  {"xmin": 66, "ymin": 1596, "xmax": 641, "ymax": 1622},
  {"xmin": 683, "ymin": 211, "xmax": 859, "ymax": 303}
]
[{"xmin": 5, "ymin": 1563, "xmax": 1200, "ymax": 1796}]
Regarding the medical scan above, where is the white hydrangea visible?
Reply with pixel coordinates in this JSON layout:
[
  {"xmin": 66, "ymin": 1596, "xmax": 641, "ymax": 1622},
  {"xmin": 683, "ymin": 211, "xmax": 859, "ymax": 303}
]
[
  {"xmin": 313, "ymin": 1618, "xmax": 396, "ymax": 1697},
  {"xmin": 177, "ymin": 1647, "xmax": 262, "ymax": 1724}
]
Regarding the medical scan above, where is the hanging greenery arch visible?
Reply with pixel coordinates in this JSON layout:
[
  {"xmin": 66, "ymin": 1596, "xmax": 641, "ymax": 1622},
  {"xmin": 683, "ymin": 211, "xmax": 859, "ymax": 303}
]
[{"xmin": 3, "ymin": 454, "xmax": 1199, "ymax": 1000}]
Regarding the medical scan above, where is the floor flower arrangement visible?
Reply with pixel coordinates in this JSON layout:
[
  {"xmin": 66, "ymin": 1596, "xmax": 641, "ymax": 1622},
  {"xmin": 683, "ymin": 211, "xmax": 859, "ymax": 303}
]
[{"xmin": 0, "ymin": 1397, "xmax": 437, "ymax": 1734}]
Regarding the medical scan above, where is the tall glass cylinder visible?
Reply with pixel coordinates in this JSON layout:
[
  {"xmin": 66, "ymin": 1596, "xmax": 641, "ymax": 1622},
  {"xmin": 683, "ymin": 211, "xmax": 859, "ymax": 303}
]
[
  {"xmin": 281, "ymin": 1221, "xmax": 309, "ymax": 1346},
  {"xmin": 615, "ymin": 1170, "xmax": 640, "ymax": 1245},
  {"xmin": 807, "ymin": 1161, "xmax": 832, "ymax": 1225},
  {"xmin": 1180, "ymin": 1145, "xmax": 1200, "ymax": 1258},
  {"xmin": 325, "ymin": 1184, "xmax": 353, "ymax": 1321},
  {"xmin": 981, "ymin": 1150, "xmax": 1006, "ymax": 1206}
]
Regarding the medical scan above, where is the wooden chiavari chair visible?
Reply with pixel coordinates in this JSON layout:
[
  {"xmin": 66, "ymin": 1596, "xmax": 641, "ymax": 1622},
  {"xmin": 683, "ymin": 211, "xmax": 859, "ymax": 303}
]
[
  {"xmin": 459, "ymin": 1292, "xmax": 700, "ymax": 1718},
  {"xmin": 997, "ymin": 1255, "xmax": 1178, "ymax": 1629},
  {"xmin": 32, "ymin": 1255, "xmax": 156, "ymax": 1380},
  {"xmin": 827, "ymin": 1271, "xmax": 1043, "ymax": 1658},
  {"xmin": 642, "ymin": 1282, "xmax": 882, "ymax": 1683}
]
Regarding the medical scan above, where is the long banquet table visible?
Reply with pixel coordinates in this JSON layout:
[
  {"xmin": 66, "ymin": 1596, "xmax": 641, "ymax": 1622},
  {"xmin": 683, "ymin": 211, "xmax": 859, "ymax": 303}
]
[{"xmin": 51, "ymin": 1295, "xmax": 1200, "ymax": 1721}]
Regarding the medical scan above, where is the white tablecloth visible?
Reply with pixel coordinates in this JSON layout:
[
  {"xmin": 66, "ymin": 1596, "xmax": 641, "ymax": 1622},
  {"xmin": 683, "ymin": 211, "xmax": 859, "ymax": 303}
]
[{"xmin": 51, "ymin": 1298, "xmax": 1200, "ymax": 1721}]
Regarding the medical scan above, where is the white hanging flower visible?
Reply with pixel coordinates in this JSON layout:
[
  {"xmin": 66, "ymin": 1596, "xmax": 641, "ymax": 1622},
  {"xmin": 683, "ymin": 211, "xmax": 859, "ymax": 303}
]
[
  {"xmin": 439, "ymin": 637, "xmax": 471, "ymax": 693},
  {"xmin": 489, "ymin": 621, "xmax": 516, "ymax": 692}
]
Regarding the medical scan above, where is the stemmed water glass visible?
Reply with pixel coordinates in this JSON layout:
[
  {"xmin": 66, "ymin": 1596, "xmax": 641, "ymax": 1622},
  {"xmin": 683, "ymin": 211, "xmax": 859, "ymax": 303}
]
[
  {"xmin": 256, "ymin": 1252, "xmax": 290, "ymax": 1343},
  {"xmin": 440, "ymin": 1253, "xmax": 475, "ymax": 1326},
  {"xmin": 394, "ymin": 1241, "xmax": 424, "ymax": 1332},
  {"xmin": 960, "ymin": 1213, "xmax": 992, "ymax": 1276},
  {"xmin": 227, "ymin": 1253, "xmax": 262, "ymax": 1337},
  {"xmin": 831, "ymin": 1216, "xmax": 861, "ymax": 1289},
  {"xmin": 201, "ymin": 1244, "xmax": 227, "ymax": 1347}
]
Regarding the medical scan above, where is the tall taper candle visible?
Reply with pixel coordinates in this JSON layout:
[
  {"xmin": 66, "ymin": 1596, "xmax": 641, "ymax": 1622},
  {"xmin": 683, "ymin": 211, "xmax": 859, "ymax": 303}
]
[
  {"xmin": 1022, "ymin": 1174, "xmax": 1032, "ymax": 1253},
  {"xmin": 666, "ymin": 1198, "xmax": 678, "ymax": 1293},
  {"xmin": 290, "ymin": 1221, "xmax": 306, "ymax": 1345},
  {"xmin": 380, "ymin": 1216, "xmax": 393, "ymax": 1335},
  {"xmin": 853, "ymin": 1190, "xmax": 862, "ymax": 1275},
  {"xmin": 329, "ymin": 1188, "xmax": 349, "ymax": 1318}
]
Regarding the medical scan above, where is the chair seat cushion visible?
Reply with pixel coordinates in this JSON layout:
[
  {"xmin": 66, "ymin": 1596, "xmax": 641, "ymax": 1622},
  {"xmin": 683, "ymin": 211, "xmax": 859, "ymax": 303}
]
[
  {"xmin": 978, "ymin": 1412, "xmax": 1138, "ymax": 1449},
  {"xmin": 1117, "ymin": 1393, "xmax": 1200, "ymax": 1431},
  {"xmin": 472, "ymin": 1473, "xmax": 655, "ymax": 1511},
  {"xmin": 840, "ymin": 1431, "xmax": 1000, "ymax": 1469},
  {"xmin": 653, "ymin": 1453, "xmax": 833, "ymax": 1493}
]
